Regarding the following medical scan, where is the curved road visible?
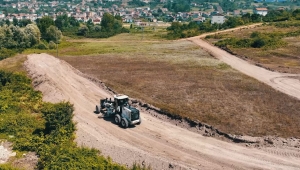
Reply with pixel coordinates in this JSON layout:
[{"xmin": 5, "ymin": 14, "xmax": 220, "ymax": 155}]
[
  {"xmin": 25, "ymin": 54, "xmax": 300, "ymax": 170},
  {"xmin": 187, "ymin": 25, "xmax": 300, "ymax": 100}
]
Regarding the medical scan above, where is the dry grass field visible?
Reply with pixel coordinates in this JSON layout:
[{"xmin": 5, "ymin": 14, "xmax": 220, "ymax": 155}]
[
  {"xmin": 39, "ymin": 33, "xmax": 300, "ymax": 138},
  {"xmin": 206, "ymin": 23, "xmax": 300, "ymax": 73},
  {"xmin": 0, "ymin": 54, "xmax": 27, "ymax": 72}
]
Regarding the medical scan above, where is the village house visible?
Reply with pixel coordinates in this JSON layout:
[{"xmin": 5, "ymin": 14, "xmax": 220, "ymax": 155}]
[
  {"xmin": 192, "ymin": 17, "xmax": 205, "ymax": 24},
  {"xmin": 211, "ymin": 13, "xmax": 225, "ymax": 24},
  {"xmin": 254, "ymin": 8, "xmax": 268, "ymax": 16},
  {"xmin": 234, "ymin": 10, "xmax": 241, "ymax": 16}
]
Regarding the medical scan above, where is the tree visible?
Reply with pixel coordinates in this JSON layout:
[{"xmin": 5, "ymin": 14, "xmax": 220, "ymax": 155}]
[
  {"xmin": 94, "ymin": 25, "xmax": 101, "ymax": 32},
  {"xmin": 0, "ymin": 24, "xmax": 40, "ymax": 49},
  {"xmin": 86, "ymin": 19, "xmax": 94, "ymax": 29},
  {"xmin": 101, "ymin": 13, "xmax": 115, "ymax": 32},
  {"xmin": 19, "ymin": 19, "xmax": 32, "ymax": 27},
  {"xmin": 128, "ymin": 0, "xmax": 146, "ymax": 7},
  {"xmin": 220, "ymin": 0, "xmax": 237, "ymax": 12},
  {"xmin": 292, "ymin": 9, "xmax": 300, "ymax": 19},
  {"xmin": 114, "ymin": 15, "xmax": 121, "ymax": 21},
  {"xmin": 223, "ymin": 17, "xmax": 244, "ymax": 28},
  {"xmin": 13, "ymin": 17, "xmax": 18, "ymax": 26},
  {"xmin": 77, "ymin": 25, "xmax": 89, "ymax": 36},
  {"xmin": 242, "ymin": 13, "xmax": 251, "ymax": 23},
  {"xmin": 69, "ymin": 17, "xmax": 79, "ymax": 27},
  {"xmin": 251, "ymin": 14, "xmax": 261, "ymax": 22},
  {"xmin": 5, "ymin": 19, "xmax": 10, "ymax": 26},
  {"xmin": 166, "ymin": 0, "xmax": 190, "ymax": 13},
  {"xmin": 55, "ymin": 14, "xmax": 68, "ymax": 31},
  {"xmin": 24, "ymin": 24, "xmax": 41, "ymax": 46},
  {"xmin": 37, "ymin": 16, "xmax": 55, "ymax": 38},
  {"xmin": 45, "ymin": 25, "xmax": 62, "ymax": 43},
  {"xmin": 158, "ymin": 8, "xmax": 163, "ymax": 13}
]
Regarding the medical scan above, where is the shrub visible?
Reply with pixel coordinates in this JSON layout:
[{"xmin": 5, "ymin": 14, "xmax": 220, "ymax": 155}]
[
  {"xmin": 0, "ymin": 48, "xmax": 16, "ymax": 60},
  {"xmin": 41, "ymin": 102, "xmax": 75, "ymax": 136},
  {"xmin": 34, "ymin": 42, "xmax": 48, "ymax": 50},
  {"xmin": 251, "ymin": 38, "xmax": 266, "ymax": 48},
  {"xmin": 48, "ymin": 41, "xmax": 56, "ymax": 49}
]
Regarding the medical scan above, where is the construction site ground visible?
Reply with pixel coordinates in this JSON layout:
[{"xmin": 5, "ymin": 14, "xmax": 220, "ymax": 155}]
[{"xmin": 24, "ymin": 53, "xmax": 300, "ymax": 170}]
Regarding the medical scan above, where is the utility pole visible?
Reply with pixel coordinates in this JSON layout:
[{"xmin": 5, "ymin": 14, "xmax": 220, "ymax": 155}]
[
  {"xmin": 142, "ymin": 26, "xmax": 144, "ymax": 40},
  {"xmin": 56, "ymin": 28, "xmax": 58, "ymax": 58}
]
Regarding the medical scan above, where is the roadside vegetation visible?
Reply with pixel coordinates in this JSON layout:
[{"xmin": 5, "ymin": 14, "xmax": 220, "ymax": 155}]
[
  {"xmin": 205, "ymin": 19, "xmax": 300, "ymax": 73},
  {"xmin": 0, "ymin": 57, "xmax": 150, "ymax": 169}
]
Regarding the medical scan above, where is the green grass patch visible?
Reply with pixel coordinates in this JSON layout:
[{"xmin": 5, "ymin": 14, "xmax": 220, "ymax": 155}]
[{"xmin": 0, "ymin": 48, "xmax": 17, "ymax": 61}]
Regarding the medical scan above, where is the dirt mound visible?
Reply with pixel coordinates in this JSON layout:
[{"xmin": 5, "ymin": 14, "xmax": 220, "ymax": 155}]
[{"xmin": 24, "ymin": 53, "xmax": 300, "ymax": 170}]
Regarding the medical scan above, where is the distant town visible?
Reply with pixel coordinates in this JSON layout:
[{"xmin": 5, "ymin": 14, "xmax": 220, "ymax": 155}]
[{"xmin": 0, "ymin": 0, "xmax": 299, "ymax": 25}]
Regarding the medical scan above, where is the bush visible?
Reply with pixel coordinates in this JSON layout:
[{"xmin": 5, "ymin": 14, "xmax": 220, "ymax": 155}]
[
  {"xmin": 215, "ymin": 31, "xmax": 289, "ymax": 49},
  {"xmin": 34, "ymin": 42, "xmax": 48, "ymax": 50},
  {"xmin": 0, "ymin": 48, "xmax": 16, "ymax": 61},
  {"xmin": 48, "ymin": 41, "xmax": 56, "ymax": 49},
  {"xmin": 41, "ymin": 102, "xmax": 75, "ymax": 136},
  {"xmin": 251, "ymin": 38, "xmax": 265, "ymax": 48}
]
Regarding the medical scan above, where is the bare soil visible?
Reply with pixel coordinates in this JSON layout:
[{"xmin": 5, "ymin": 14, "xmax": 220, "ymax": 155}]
[
  {"xmin": 60, "ymin": 40, "xmax": 300, "ymax": 138},
  {"xmin": 24, "ymin": 53, "xmax": 300, "ymax": 170},
  {"xmin": 12, "ymin": 152, "xmax": 38, "ymax": 170},
  {"xmin": 0, "ymin": 142, "xmax": 16, "ymax": 164}
]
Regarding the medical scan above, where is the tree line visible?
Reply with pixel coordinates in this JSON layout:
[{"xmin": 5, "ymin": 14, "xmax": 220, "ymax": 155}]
[
  {"xmin": 166, "ymin": 9, "xmax": 300, "ymax": 39},
  {"xmin": 0, "ymin": 12, "xmax": 128, "ymax": 61}
]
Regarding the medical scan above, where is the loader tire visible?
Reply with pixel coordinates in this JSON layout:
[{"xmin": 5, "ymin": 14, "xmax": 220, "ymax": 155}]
[
  {"xmin": 114, "ymin": 114, "xmax": 121, "ymax": 124},
  {"xmin": 121, "ymin": 118, "xmax": 128, "ymax": 128},
  {"xmin": 95, "ymin": 105, "xmax": 100, "ymax": 113},
  {"xmin": 137, "ymin": 118, "xmax": 141, "ymax": 125}
]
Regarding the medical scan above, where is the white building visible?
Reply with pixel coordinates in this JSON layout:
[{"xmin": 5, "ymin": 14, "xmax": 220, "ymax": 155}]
[
  {"xmin": 211, "ymin": 13, "xmax": 225, "ymax": 24},
  {"xmin": 254, "ymin": 8, "xmax": 268, "ymax": 16}
]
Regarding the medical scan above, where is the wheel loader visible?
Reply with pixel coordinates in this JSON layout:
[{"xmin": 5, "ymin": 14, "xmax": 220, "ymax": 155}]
[{"xmin": 95, "ymin": 94, "xmax": 141, "ymax": 128}]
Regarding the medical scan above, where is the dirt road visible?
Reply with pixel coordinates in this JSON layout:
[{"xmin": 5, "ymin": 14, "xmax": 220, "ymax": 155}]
[
  {"xmin": 25, "ymin": 53, "xmax": 300, "ymax": 170},
  {"xmin": 187, "ymin": 27, "xmax": 300, "ymax": 100}
]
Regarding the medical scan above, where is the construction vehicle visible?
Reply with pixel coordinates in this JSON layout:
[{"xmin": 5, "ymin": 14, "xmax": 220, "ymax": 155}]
[{"xmin": 95, "ymin": 94, "xmax": 141, "ymax": 128}]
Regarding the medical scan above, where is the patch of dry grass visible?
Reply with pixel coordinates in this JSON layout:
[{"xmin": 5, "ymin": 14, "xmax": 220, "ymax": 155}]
[
  {"xmin": 0, "ymin": 54, "xmax": 27, "ymax": 72},
  {"xmin": 60, "ymin": 39, "xmax": 300, "ymax": 138}
]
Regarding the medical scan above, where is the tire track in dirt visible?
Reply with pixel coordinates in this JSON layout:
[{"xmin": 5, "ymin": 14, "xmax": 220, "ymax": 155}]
[
  {"xmin": 24, "ymin": 53, "xmax": 300, "ymax": 170},
  {"xmin": 261, "ymin": 147, "xmax": 300, "ymax": 158}
]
